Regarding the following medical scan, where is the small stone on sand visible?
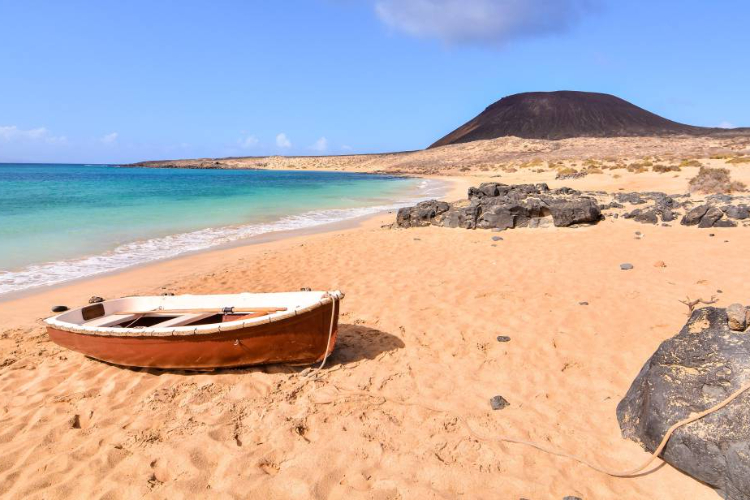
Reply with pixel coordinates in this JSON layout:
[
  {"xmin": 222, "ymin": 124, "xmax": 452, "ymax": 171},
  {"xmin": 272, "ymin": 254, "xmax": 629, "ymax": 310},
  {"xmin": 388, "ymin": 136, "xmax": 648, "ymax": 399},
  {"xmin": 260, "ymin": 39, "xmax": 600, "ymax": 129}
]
[
  {"xmin": 579, "ymin": 301, "xmax": 589, "ymax": 306},
  {"xmin": 492, "ymin": 236, "xmax": 503, "ymax": 241},
  {"xmin": 620, "ymin": 263, "xmax": 634, "ymax": 270},
  {"xmin": 490, "ymin": 395, "xmax": 509, "ymax": 410},
  {"xmin": 653, "ymin": 261, "xmax": 666, "ymax": 268},
  {"xmin": 496, "ymin": 336, "xmax": 511, "ymax": 342}
]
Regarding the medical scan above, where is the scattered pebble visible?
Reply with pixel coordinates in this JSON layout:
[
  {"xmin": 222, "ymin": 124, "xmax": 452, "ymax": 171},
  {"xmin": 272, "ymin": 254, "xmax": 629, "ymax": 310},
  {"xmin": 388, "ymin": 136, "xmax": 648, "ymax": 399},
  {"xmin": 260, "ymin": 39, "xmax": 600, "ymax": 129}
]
[
  {"xmin": 717, "ymin": 290, "xmax": 723, "ymax": 294},
  {"xmin": 491, "ymin": 244, "xmax": 497, "ymax": 247},
  {"xmin": 51, "ymin": 305, "xmax": 69, "ymax": 313},
  {"xmin": 69, "ymin": 414, "xmax": 81, "ymax": 429},
  {"xmin": 653, "ymin": 261, "xmax": 667, "ymax": 268},
  {"xmin": 492, "ymin": 236, "xmax": 504, "ymax": 241},
  {"xmin": 709, "ymin": 233, "xmax": 715, "ymax": 237},
  {"xmin": 413, "ymin": 238, "xmax": 421, "ymax": 241},
  {"xmin": 563, "ymin": 497, "xmax": 583, "ymax": 500},
  {"xmin": 635, "ymin": 231, "xmax": 641, "ymax": 236},
  {"xmin": 496, "ymin": 335, "xmax": 511, "ymax": 342},
  {"xmin": 88, "ymin": 296, "xmax": 104, "ymax": 304},
  {"xmin": 490, "ymin": 395, "xmax": 510, "ymax": 410},
  {"xmin": 620, "ymin": 263, "xmax": 634, "ymax": 270},
  {"xmin": 579, "ymin": 301, "xmax": 589, "ymax": 306}
]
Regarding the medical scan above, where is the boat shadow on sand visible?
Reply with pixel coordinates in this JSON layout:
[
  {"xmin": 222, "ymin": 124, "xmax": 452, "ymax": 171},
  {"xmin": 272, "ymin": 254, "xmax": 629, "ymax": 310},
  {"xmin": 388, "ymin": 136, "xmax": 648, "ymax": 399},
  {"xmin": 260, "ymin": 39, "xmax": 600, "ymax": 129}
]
[{"xmin": 92, "ymin": 323, "xmax": 405, "ymax": 376}]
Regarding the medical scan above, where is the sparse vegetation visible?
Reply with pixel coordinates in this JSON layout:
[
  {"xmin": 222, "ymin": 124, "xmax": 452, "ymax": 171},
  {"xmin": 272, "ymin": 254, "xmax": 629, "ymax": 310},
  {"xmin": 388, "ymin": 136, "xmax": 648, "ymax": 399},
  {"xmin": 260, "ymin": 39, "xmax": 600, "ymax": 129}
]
[
  {"xmin": 727, "ymin": 156, "xmax": 750, "ymax": 164},
  {"xmin": 679, "ymin": 159, "xmax": 703, "ymax": 167},
  {"xmin": 652, "ymin": 164, "xmax": 681, "ymax": 173},
  {"xmin": 627, "ymin": 163, "xmax": 648, "ymax": 173},
  {"xmin": 519, "ymin": 158, "xmax": 544, "ymax": 168},
  {"xmin": 688, "ymin": 167, "xmax": 747, "ymax": 194},
  {"xmin": 557, "ymin": 167, "xmax": 579, "ymax": 176}
]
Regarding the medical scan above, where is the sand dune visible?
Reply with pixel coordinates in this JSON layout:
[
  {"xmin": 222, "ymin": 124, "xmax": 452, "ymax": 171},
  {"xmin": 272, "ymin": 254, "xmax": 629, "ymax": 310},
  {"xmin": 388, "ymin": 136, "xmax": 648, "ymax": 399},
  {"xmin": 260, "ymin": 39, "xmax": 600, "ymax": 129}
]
[{"xmin": 1, "ymin": 170, "xmax": 748, "ymax": 499}]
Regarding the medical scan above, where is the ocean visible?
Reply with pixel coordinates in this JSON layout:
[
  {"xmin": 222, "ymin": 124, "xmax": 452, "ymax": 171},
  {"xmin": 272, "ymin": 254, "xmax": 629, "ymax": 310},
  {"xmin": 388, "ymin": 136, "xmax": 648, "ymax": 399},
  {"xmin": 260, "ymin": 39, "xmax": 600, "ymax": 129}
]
[{"xmin": 0, "ymin": 164, "xmax": 442, "ymax": 296}]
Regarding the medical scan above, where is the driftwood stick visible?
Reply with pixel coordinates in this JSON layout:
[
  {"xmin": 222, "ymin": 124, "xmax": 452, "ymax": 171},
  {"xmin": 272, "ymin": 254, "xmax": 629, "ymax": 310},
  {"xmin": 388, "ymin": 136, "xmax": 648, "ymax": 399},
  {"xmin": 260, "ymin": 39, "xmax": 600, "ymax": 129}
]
[{"xmin": 678, "ymin": 295, "xmax": 718, "ymax": 315}]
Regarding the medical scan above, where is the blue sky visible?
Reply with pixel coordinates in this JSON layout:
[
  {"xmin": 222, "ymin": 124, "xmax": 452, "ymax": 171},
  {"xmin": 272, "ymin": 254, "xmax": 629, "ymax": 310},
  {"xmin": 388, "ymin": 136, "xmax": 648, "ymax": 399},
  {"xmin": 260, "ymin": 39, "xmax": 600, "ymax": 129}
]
[{"xmin": 0, "ymin": 0, "xmax": 748, "ymax": 163}]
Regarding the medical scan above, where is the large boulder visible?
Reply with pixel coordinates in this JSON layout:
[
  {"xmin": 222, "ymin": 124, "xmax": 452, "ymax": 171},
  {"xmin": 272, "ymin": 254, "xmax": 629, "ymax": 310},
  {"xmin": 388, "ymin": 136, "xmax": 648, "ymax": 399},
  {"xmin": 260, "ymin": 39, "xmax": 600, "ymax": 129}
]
[
  {"xmin": 681, "ymin": 205, "xmax": 710, "ymax": 226},
  {"xmin": 617, "ymin": 306, "xmax": 750, "ymax": 500},
  {"xmin": 396, "ymin": 200, "xmax": 450, "ymax": 228},
  {"xmin": 436, "ymin": 205, "xmax": 480, "ymax": 229},
  {"xmin": 546, "ymin": 197, "xmax": 602, "ymax": 227}
]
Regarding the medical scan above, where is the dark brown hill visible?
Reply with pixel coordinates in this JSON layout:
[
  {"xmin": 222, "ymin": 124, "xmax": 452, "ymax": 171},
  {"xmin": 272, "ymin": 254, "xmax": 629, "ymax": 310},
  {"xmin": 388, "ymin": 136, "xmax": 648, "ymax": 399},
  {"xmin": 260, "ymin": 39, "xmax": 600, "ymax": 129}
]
[{"xmin": 430, "ymin": 91, "xmax": 734, "ymax": 147}]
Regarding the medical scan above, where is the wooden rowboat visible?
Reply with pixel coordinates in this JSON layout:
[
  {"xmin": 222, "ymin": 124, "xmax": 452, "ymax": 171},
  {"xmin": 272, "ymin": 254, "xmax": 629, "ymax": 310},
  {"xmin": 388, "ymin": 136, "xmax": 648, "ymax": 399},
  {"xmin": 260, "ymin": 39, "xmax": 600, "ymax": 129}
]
[{"xmin": 44, "ymin": 290, "xmax": 344, "ymax": 369}]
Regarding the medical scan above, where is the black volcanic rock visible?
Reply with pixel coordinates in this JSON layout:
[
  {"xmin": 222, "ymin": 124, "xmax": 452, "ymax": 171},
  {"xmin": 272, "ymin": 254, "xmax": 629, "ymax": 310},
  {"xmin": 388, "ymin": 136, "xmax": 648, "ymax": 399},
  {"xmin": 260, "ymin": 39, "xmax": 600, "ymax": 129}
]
[
  {"xmin": 396, "ymin": 183, "xmax": 602, "ymax": 230},
  {"xmin": 430, "ymin": 91, "xmax": 726, "ymax": 147}
]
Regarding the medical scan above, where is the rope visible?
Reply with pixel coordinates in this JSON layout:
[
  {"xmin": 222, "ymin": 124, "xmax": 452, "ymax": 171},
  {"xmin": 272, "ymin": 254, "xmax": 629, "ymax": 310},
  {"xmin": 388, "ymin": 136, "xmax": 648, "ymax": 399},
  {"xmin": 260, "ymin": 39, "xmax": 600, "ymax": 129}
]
[
  {"xmin": 310, "ymin": 380, "xmax": 750, "ymax": 478},
  {"xmin": 315, "ymin": 293, "xmax": 338, "ymax": 371}
]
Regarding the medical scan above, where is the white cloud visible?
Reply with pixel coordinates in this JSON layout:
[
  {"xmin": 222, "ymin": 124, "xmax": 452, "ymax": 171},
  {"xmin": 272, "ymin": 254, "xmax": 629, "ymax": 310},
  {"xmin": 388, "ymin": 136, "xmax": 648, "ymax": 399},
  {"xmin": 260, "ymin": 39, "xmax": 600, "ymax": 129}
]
[
  {"xmin": 276, "ymin": 132, "xmax": 292, "ymax": 148},
  {"xmin": 238, "ymin": 134, "xmax": 259, "ymax": 149},
  {"xmin": 100, "ymin": 132, "xmax": 118, "ymax": 144},
  {"xmin": 0, "ymin": 125, "xmax": 67, "ymax": 144},
  {"xmin": 374, "ymin": 0, "xmax": 599, "ymax": 46},
  {"xmin": 310, "ymin": 136, "xmax": 328, "ymax": 152},
  {"xmin": 718, "ymin": 121, "xmax": 734, "ymax": 129}
]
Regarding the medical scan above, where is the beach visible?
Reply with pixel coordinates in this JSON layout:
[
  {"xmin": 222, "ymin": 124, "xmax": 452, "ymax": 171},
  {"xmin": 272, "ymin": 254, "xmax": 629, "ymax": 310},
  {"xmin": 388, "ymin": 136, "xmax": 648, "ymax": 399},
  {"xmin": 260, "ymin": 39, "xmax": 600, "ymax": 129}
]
[{"xmin": 3, "ymin": 162, "xmax": 750, "ymax": 499}]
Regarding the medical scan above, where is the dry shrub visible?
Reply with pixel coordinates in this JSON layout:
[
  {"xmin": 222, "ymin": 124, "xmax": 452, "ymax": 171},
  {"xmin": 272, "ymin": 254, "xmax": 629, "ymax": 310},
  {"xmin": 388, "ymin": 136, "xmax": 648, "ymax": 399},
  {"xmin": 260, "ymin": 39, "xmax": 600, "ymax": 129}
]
[
  {"xmin": 587, "ymin": 167, "xmax": 603, "ymax": 174},
  {"xmin": 584, "ymin": 159, "xmax": 602, "ymax": 167},
  {"xmin": 653, "ymin": 164, "xmax": 681, "ymax": 173},
  {"xmin": 520, "ymin": 158, "xmax": 543, "ymax": 168},
  {"xmin": 688, "ymin": 167, "xmax": 747, "ymax": 194},
  {"xmin": 627, "ymin": 163, "xmax": 648, "ymax": 173},
  {"xmin": 679, "ymin": 159, "xmax": 703, "ymax": 167},
  {"xmin": 727, "ymin": 156, "xmax": 750, "ymax": 164},
  {"xmin": 557, "ymin": 167, "xmax": 579, "ymax": 176}
]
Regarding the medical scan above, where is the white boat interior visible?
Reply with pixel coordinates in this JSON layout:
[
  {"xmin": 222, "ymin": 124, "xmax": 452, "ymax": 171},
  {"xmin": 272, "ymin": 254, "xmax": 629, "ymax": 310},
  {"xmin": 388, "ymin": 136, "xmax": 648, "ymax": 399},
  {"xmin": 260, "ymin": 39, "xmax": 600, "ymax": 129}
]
[{"xmin": 45, "ymin": 291, "xmax": 344, "ymax": 336}]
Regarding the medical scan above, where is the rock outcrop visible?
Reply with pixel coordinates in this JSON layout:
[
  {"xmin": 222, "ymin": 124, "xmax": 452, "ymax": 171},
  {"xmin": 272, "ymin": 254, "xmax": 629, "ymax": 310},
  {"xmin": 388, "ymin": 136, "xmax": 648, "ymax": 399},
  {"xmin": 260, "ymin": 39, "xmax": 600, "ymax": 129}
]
[
  {"xmin": 681, "ymin": 203, "xmax": 748, "ymax": 228},
  {"xmin": 617, "ymin": 305, "xmax": 750, "ymax": 500},
  {"xmin": 397, "ymin": 183, "xmax": 602, "ymax": 230}
]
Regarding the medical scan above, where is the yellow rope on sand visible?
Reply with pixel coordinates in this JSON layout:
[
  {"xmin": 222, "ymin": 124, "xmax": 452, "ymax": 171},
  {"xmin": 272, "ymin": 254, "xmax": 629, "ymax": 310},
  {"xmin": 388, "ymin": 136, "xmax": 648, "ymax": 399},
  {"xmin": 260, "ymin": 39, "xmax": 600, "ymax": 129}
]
[{"xmin": 310, "ymin": 380, "xmax": 750, "ymax": 477}]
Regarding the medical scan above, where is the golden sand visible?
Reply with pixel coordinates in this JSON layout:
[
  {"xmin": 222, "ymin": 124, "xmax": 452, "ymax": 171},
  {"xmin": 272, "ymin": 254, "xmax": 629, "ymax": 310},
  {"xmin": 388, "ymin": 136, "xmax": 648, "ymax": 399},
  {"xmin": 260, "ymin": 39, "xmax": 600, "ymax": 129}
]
[{"xmin": 2, "ymin": 159, "xmax": 750, "ymax": 499}]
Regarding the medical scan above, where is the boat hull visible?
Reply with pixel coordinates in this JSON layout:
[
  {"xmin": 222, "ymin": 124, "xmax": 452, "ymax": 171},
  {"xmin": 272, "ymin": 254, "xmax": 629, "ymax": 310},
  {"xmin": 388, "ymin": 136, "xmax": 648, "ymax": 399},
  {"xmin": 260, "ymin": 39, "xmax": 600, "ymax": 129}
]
[{"xmin": 47, "ymin": 300, "xmax": 339, "ymax": 369}]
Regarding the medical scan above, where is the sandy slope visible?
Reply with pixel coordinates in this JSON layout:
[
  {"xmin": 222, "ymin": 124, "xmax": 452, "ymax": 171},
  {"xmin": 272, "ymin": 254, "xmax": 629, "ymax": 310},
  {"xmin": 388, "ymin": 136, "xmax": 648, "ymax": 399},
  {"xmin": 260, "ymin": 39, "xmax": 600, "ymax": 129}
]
[
  {"xmin": 131, "ymin": 134, "xmax": 750, "ymax": 176},
  {"xmin": 1, "ymin": 168, "xmax": 749, "ymax": 499}
]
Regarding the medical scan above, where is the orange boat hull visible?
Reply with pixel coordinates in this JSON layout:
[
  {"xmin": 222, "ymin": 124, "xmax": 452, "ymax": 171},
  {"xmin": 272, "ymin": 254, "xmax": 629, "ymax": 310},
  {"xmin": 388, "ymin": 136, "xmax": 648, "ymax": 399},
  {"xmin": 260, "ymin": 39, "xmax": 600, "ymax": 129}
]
[{"xmin": 47, "ymin": 300, "xmax": 339, "ymax": 369}]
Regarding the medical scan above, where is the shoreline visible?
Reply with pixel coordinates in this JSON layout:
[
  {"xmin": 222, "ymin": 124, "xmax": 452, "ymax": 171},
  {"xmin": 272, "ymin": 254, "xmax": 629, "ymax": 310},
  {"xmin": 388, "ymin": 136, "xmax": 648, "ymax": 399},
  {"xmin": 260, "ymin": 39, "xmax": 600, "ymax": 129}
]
[{"xmin": 0, "ymin": 175, "xmax": 468, "ymax": 309}]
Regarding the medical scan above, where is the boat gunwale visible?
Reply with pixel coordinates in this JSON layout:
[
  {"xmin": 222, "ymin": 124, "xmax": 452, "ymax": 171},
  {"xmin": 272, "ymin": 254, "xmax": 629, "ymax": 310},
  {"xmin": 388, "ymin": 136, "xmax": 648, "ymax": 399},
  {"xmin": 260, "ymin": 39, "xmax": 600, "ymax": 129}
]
[{"xmin": 44, "ymin": 290, "xmax": 344, "ymax": 338}]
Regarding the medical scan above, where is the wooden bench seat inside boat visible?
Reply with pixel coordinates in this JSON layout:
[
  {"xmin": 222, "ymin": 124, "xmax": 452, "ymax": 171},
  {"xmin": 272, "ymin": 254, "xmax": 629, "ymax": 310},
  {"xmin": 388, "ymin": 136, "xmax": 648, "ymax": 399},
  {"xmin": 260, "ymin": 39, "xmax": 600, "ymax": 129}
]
[{"xmin": 82, "ymin": 309, "xmax": 287, "ymax": 329}]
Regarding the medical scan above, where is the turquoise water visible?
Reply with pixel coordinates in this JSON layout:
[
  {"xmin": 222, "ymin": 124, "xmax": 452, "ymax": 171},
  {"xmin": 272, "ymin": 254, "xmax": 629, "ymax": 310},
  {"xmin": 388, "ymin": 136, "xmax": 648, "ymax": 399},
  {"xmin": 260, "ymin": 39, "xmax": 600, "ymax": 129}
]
[{"xmin": 0, "ymin": 164, "xmax": 441, "ymax": 295}]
